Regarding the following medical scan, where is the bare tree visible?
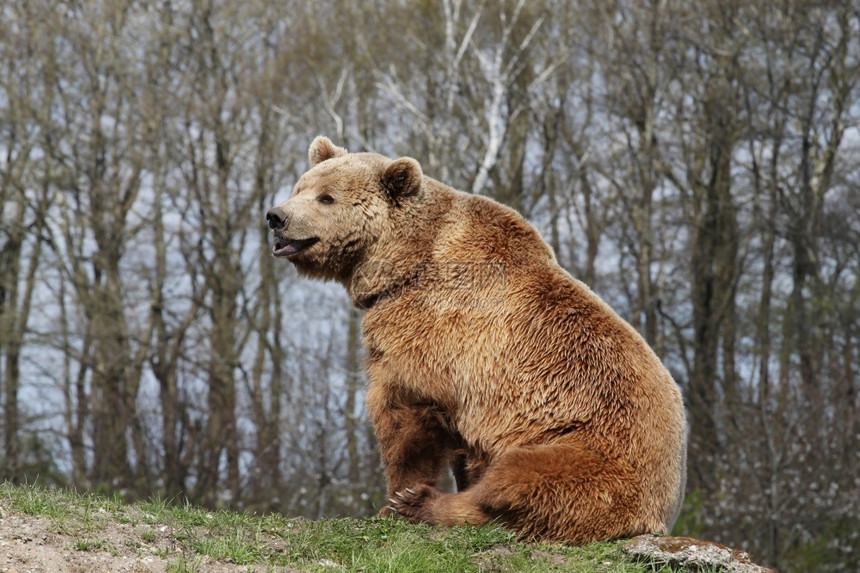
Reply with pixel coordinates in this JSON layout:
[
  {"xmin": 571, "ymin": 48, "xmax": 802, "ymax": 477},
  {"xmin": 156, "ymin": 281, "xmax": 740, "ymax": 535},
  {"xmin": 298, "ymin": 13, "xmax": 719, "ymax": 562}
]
[{"xmin": 0, "ymin": 5, "xmax": 53, "ymax": 480}]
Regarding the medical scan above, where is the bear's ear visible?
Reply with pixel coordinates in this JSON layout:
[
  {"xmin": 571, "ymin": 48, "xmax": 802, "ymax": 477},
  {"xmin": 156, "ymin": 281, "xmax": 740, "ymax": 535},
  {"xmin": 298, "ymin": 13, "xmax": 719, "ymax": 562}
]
[
  {"xmin": 382, "ymin": 157, "xmax": 423, "ymax": 204},
  {"xmin": 309, "ymin": 136, "xmax": 348, "ymax": 166}
]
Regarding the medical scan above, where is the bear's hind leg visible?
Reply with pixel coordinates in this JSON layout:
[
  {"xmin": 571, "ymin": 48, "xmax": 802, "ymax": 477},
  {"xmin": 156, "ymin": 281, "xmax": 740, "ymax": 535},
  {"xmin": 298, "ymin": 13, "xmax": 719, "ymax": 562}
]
[
  {"xmin": 388, "ymin": 483, "xmax": 492, "ymax": 527},
  {"xmin": 390, "ymin": 443, "xmax": 651, "ymax": 544}
]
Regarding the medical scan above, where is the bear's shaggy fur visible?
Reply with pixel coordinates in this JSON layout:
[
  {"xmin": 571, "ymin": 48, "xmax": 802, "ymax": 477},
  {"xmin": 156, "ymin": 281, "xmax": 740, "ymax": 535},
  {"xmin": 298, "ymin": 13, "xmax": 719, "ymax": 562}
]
[{"xmin": 267, "ymin": 137, "xmax": 687, "ymax": 544}]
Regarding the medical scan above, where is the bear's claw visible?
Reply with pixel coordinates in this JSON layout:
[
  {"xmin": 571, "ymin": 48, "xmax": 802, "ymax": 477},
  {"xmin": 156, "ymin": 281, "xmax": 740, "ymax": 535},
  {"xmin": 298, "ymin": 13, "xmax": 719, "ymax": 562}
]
[{"xmin": 386, "ymin": 484, "xmax": 443, "ymax": 524}]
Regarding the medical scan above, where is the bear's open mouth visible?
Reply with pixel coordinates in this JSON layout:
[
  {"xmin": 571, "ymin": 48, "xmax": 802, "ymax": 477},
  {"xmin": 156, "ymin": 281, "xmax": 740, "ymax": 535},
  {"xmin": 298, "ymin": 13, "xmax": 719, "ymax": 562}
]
[{"xmin": 272, "ymin": 237, "xmax": 319, "ymax": 257}]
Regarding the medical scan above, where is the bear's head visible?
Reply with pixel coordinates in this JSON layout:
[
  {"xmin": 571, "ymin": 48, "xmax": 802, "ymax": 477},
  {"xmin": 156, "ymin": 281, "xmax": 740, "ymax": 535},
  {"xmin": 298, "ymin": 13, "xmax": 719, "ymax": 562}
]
[{"xmin": 266, "ymin": 136, "xmax": 424, "ymax": 287}]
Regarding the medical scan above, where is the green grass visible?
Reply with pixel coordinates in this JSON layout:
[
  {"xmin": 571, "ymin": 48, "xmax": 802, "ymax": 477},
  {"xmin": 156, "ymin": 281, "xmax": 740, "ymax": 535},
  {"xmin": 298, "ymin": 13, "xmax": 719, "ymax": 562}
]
[{"xmin": 0, "ymin": 481, "xmax": 674, "ymax": 572}]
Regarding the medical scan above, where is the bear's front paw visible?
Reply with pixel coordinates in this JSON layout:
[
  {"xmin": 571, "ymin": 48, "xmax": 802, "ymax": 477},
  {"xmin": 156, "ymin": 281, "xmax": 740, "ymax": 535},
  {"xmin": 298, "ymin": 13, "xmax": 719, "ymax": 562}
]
[{"xmin": 387, "ymin": 484, "xmax": 443, "ymax": 524}]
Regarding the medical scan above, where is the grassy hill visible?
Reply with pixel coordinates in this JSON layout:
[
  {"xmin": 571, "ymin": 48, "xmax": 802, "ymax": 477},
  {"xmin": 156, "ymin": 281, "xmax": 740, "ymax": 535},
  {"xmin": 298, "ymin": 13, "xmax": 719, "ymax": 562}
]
[{"xmin": 0, "ymin": 481, "xmax": 680, "ymax": 572}]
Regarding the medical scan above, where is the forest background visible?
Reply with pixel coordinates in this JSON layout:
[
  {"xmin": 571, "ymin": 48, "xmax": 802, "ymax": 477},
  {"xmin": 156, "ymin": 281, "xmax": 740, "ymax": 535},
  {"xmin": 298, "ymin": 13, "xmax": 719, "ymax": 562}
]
[{"xmin": 1, "ymin": 1, "xmax": 858, "ymax": 571}]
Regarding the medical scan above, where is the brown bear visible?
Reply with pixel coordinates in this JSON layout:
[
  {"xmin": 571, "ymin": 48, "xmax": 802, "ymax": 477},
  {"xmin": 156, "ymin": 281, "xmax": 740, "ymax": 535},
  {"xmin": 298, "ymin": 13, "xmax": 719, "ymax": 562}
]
[{"xmin": 266, "ymin": 136, "xmax": 687, "ymax": 544}]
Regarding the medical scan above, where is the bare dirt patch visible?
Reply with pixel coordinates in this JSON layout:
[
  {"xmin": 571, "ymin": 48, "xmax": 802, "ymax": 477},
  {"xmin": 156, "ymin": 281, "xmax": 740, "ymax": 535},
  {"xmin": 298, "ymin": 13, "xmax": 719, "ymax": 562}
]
[
  {"xmin": 0, "ymin": 507, "xmax": 297, "ymax": 573},
  {"xmin": 1, "ymin": 511, "xmax": 165, "ymax": 573}
]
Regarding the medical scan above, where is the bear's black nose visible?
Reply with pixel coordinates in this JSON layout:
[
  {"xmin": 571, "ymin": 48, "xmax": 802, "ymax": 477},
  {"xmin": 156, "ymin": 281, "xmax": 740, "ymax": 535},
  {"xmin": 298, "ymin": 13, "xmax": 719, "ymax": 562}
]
[{"xmin": 266, "ymin": 207, "xmax": 288, "ymax": 230}]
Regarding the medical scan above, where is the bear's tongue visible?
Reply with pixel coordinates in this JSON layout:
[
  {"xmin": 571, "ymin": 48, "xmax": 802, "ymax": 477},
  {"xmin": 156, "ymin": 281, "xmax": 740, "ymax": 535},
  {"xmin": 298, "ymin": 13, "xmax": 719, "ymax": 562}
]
[{"xmin": 273, "ymin": 237, "xmax": 317, "ymax": 256}]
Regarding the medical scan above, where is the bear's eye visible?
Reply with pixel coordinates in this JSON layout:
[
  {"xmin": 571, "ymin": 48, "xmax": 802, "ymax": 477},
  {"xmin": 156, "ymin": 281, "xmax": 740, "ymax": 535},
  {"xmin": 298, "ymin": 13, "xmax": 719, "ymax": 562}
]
[{"xmin": 318, "ymin": 194, "xmax": 334, "ymax": 205}]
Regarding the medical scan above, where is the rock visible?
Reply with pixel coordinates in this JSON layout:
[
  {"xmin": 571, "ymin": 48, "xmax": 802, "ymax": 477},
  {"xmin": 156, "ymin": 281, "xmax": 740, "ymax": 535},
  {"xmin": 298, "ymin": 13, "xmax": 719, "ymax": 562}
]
[{"xmin": 624, "ymin": 534, "xmax": 776, "ymax": 572}]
